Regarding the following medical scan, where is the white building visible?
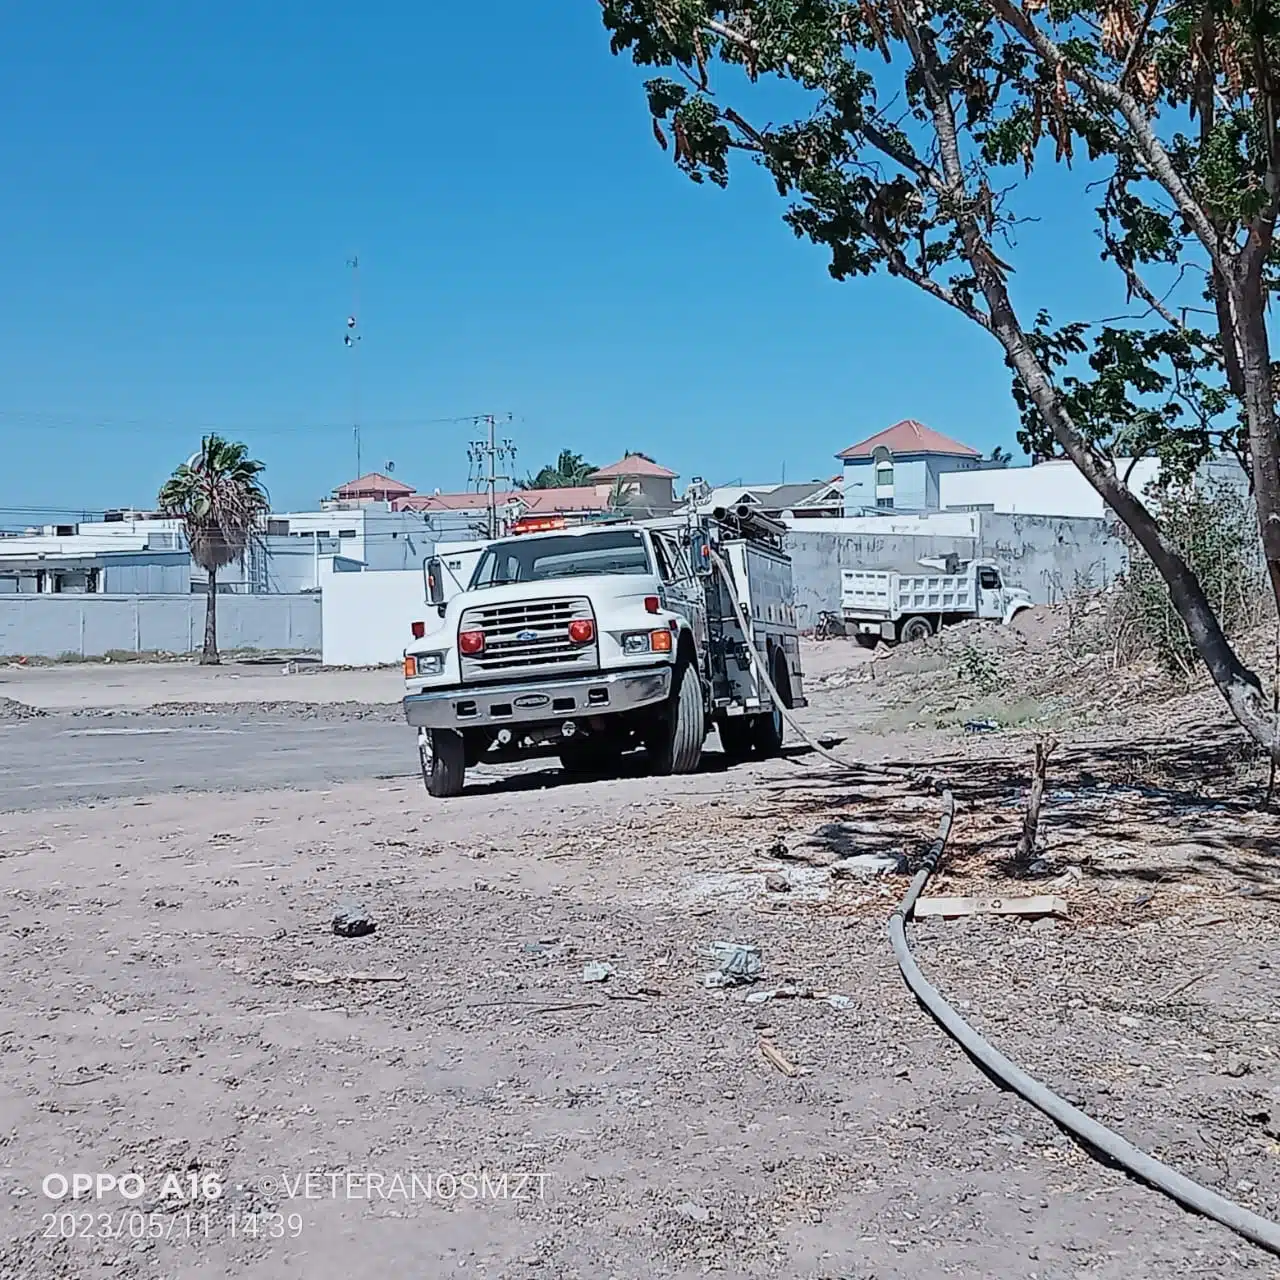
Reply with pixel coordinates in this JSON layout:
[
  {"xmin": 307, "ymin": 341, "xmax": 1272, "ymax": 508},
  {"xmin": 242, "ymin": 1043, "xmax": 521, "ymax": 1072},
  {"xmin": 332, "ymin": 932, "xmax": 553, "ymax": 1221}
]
[{"xmin": 939, "ymin": 458, "xmax": 1164, "ymax": 517}]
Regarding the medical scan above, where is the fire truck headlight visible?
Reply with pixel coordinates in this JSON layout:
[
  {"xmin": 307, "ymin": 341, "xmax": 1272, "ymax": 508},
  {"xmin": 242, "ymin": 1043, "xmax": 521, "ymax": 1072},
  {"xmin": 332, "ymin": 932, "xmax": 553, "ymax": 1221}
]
[
  {"xmin": 413, "ymin": 652, "xmax": 445, "ymax": 675},
  {"xmin": 622, "ymin": 632, "xmax": 651, "ymax": 654}
]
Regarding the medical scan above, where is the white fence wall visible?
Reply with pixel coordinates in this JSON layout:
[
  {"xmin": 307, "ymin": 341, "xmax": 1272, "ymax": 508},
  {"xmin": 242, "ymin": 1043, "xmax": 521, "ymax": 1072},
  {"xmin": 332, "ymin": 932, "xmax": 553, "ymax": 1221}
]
[
  {"xmin": 322, "ymin": 570, "xmax": 427, "ymax": 666},
  {"xmin": 0, "ymin": 594, "xmax": 321, "ymax": 659}
]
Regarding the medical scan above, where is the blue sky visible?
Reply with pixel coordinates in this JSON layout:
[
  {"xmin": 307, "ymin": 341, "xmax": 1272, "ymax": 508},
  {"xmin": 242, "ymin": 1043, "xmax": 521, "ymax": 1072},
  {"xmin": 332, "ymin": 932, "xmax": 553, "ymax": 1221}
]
[{"xmin": 0, "ymin": 1, "xmax": 1129, "ymax": 518}]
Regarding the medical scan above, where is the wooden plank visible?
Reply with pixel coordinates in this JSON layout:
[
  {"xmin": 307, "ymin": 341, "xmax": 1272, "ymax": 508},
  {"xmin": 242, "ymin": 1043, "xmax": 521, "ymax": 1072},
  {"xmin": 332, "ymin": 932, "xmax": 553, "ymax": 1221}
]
[
  {"xmin": 758, "ymin": 1039, "xmax": 799, "ymax": 1077},
  {"xmin": 912, "ymin": 894, "xmax": 1068, "ymax": 920}
]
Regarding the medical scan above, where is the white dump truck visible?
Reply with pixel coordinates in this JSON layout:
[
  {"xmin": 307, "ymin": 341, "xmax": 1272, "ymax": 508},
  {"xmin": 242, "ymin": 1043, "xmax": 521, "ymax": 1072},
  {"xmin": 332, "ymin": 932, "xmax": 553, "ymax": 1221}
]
[
  {"xmin": 840, "ymin": 556, "xmax": 1033, "ymax": 647},
  {"xmin": 401, "ymin": 507, "xmax": 806, "ymax": 796}
]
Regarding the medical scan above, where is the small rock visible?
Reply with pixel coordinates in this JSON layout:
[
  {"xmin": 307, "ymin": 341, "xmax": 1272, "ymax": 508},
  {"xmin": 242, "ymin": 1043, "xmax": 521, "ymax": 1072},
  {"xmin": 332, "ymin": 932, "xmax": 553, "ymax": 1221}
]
[
  {"xmin": 582, "ymin": 962, "xmax": 615, "ymax": 983},
  {"xmin": 1029, "ymin": 917, "xmax": 1059, "ymax": 933},
  {"xmin": 675, "ymin": 1200, "xmax": 712, "ymax": 1225},
  {"xmin": 1223, "ymin": 1052, "xmax": 1250, "ymax": 1078},
  {"xmin": 830, "ymin": 852, "xmax": 906, "ymax": 880},
  {"xmin": 764, "ymin": 873, "xmax": 790, "ymax": 893},
  {"xmin": 332, "ymin": 905, "xmax": 376, "ymax": 939}
]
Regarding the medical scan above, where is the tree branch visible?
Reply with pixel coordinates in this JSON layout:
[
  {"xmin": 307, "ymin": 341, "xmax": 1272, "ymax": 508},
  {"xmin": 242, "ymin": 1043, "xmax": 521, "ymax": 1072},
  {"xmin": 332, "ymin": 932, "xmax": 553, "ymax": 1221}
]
[{"xmin": 987, "ymin": 0, "xmax": 1224, "ymax": 262}]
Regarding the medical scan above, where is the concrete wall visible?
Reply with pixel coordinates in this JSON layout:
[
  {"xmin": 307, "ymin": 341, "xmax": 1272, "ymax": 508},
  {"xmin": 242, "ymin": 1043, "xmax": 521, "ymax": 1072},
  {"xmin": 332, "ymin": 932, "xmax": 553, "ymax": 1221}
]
[
  {"xmin": 976, "ymin": 513, "xmax": 1126, "ymax": 604},
  {"xmin": 784, "ymin": 511, "xmax": 1127, "ymax": 623},
  {"xmin": 0, "ymin": 594, "xmax": 321, "ymax": 659},
  {"xmin": 322, "ymin": 569, "xmax": 427, "ymax": 666}
]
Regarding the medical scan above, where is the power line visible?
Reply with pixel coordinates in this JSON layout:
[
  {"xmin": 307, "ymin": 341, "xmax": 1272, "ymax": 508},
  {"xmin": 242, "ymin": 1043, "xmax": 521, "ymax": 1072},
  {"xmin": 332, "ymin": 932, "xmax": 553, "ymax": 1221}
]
[{"xmin": 0, "ymin": 410, "xmax": 494, "ymax": 436}]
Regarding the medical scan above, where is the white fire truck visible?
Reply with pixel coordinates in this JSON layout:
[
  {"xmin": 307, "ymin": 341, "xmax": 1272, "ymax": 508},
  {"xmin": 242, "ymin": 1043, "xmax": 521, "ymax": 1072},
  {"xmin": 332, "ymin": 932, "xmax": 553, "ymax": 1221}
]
[{"xmin": 401, "ymin": 507, "xmax": 806, "ymax": 796}]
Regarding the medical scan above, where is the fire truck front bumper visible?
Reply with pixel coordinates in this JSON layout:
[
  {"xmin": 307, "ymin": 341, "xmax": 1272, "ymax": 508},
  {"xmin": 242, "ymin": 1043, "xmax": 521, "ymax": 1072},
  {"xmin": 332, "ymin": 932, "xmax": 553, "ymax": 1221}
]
[{"xmin": 402, "ymin": 667, "xmax": 673, "ymax": 730}]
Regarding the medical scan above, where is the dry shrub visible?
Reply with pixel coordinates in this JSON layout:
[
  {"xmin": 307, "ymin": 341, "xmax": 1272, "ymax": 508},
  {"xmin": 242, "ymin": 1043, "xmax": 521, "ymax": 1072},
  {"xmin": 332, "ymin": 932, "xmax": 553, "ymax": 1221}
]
[{"xmin": 1107, "ymin": 478, "xmax": 1268, "ymax": 678}]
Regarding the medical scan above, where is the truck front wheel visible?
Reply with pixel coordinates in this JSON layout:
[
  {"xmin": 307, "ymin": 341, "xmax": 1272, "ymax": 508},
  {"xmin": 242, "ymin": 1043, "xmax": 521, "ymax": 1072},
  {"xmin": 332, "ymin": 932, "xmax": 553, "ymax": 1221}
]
[
  {"xmin": 420, "ymin": 728, "xmax": 466, "ymax": 798},
  {"xmin": 647, "ymin": 661, "xmax": 705, "ymax": 775}
]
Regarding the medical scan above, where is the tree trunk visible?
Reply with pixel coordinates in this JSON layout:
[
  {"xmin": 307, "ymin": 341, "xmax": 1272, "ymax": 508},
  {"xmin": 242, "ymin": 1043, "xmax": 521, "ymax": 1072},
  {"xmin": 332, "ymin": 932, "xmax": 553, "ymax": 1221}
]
[
  {"xmin": 971, "ymin": 249, "xmax": 1280, "ymax": 758},
  {"xmin": 202, "ymin": 568, "xmax": 219, "ymax": 666},
  {"xmin": 1230, "ymin": 264, "xmax": 1280, "ymax": 610}
]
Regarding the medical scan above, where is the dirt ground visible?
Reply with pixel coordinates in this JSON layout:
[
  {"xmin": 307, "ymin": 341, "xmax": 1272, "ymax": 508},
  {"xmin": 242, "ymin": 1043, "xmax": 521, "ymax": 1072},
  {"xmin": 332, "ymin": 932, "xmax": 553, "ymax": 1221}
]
[{"xmin": 2, "ymin": 635, "xmax": 1280, "ymax": 1279}]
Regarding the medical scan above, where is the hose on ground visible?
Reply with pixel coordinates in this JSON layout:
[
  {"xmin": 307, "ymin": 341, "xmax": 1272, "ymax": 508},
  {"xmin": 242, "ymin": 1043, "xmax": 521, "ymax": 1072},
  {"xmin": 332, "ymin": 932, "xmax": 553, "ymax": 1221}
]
[
  {"xmin": 893, "ymin": 791, "xmax": 1280, "ymax": 1256},
  {"xmin": 708, "ymin": 551, "xmax": 1280, "ymax": 1255}
]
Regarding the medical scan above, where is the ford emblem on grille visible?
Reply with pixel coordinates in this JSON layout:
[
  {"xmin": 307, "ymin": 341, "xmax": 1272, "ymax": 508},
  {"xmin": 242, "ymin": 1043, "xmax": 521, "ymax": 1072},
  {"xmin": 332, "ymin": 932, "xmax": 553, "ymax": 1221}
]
[
  {"xmin": 515, "ymin": 629, "xmax": 538, "ymax": 641},
  {"xmin": 514, "ymin": 694, "xmax": 550, "ymax": 709}
]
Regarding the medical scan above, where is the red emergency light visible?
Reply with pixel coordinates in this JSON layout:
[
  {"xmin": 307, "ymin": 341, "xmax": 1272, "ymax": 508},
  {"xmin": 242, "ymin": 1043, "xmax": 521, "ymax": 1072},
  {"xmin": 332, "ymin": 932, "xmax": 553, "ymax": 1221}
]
[{"xmin": 510, "ymin": 515, "xmax": 568, "ymax": 535}]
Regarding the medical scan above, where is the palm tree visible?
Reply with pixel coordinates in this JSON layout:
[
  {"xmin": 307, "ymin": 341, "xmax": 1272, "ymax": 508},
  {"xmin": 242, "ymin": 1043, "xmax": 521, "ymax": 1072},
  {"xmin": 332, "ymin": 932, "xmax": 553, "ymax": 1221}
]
[
  {"xmin": 521, "ymin": 449, "xmax": 596, "ymax": 489},
  {"xmin": 988, "ymin": 445, "xmax": 1013, "ymax": 468},
  {"xmin": 158, "ymin": 435, "xmax": 270, "ymax": 665}
]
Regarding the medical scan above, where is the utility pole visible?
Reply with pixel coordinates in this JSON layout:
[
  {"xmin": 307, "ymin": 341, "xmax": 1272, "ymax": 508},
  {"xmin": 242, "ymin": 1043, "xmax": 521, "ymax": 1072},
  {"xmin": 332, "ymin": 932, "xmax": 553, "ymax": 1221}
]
[
  {"xmin": 467, "ymin": 415, "xmax": 516, "ymax": 537},
  {"xmin": 344, "ymin": 255, "xmax": 362, "ymax": 478}
]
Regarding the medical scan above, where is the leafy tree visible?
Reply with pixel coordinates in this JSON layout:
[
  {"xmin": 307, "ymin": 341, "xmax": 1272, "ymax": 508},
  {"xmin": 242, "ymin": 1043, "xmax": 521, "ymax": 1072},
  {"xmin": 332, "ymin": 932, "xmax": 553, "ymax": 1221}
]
[
  {"xmin": 521, "ymin": 449, "xmax": 597, "ymax": 489},
  {"xmin": 599, "ymin": 0, "xmax": 1280, "ymax": 754},
  {"xmin": 158, "ymin": 435, "xmax": 269, "ymax": 665},
  {"xmin": 988, "ymin": 445, "xmax": 1013, "ymax": 467}
]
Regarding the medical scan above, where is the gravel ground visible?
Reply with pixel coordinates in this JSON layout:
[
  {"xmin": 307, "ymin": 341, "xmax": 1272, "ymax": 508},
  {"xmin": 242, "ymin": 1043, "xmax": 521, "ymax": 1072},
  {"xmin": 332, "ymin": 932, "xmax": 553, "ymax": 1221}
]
[{"xmin": 0, "ymin": 642, "xmax": 1278, "ymax": 1277}]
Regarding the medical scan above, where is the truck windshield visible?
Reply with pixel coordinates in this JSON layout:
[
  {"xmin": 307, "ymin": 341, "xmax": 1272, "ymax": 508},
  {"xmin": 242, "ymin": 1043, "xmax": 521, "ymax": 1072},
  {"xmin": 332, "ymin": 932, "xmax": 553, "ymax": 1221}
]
[{"xmin": 468, "ymin": 529, "xmax": 653, "ymax": 588}]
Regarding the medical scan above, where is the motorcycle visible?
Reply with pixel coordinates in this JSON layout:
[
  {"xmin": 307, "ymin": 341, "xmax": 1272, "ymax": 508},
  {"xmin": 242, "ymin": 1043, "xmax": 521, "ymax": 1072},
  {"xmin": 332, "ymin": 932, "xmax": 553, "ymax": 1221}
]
[{"xmin": 813, "ymin": 610, "xmax": 847, "ymax": 640}]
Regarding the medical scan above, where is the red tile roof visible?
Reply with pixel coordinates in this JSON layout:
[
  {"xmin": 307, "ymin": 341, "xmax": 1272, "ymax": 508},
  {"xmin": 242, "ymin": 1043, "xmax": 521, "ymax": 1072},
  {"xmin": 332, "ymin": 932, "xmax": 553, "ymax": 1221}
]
[
  {"xmin": 336, "ymin": 471, "xmax": 416, "ymax": 498},
  {"xmin": 521, "ymin": 486, "xmax": 611, "ymax": 514},
  {"xmin": 395, "ymin": 491, "xmax": 519, "ymax": 512},
  {"xmin": 394, "ymin": 487, "xmax": 611, "ymax": 516},
  {"xmin": 589, "ymin": 454, "xmax": 678, "ymax": 480},
  {"xmin": 836, "ymin": 420, "xmax": 979, "ymax": 460}
]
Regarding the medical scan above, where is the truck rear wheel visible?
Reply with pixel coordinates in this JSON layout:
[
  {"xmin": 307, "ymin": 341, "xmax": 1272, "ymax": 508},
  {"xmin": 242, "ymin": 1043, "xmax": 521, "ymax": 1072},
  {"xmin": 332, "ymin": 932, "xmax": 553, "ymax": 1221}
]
[
  {"xmin": 717, "ymin": 716, "xmax": 753, "ymax": 765},
  {"xmin": 750, "ymin": 650, "xmax": 790, "ymax": 758},
  {"xmin": 899, "ymin": 616, "xmax": 933, "ymax": 643},
  {"xmin": 647, "ymin": 661, "xmax": 705, "ymax": 775},
  {"xmin": 421, "ymin": 729, "xmax": 466, "ymax": 798}
]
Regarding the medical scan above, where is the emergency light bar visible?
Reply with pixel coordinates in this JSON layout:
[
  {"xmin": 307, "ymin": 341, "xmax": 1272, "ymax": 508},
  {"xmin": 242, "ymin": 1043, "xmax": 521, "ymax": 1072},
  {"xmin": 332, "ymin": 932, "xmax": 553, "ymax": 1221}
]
[{"xmin": 509, "ymin": 515, "xmax": 568, "ymax": 535}]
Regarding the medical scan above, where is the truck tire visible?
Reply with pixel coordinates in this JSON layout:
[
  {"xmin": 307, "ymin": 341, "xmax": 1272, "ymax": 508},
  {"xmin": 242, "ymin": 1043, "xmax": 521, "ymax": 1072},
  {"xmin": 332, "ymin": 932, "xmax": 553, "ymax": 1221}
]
[
  {"xmin": 750, "ymin": 650, "xmax": 789, "ymax": 758},
  {"xmin": 421, "ymin": 728, "xmax": 466, "ymax": 798},
  {"xmin": 899, "ymin": 615, "xmax": 933, "ymax": 644},
  {"xmin": 647, "ymin": 660, "xmax": 705, "ymax": 775},
  {"xmin": 717, "ymin": 716, "xmax": 753, "ymax": 765}
]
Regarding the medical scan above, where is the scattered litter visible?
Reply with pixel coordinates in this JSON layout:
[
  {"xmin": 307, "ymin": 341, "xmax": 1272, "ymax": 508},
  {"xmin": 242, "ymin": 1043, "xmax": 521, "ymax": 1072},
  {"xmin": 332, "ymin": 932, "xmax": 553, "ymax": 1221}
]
[
  {"xmin": 759, "ymin": 1038, "xmax": 799, "ymax": 1077},
  {"xmin": 582, "ymin": 962, "xmax": 615, "ymax": 983},
  {"xmin": 764, "ymin": 873, "xmax": 791, "ymax": 893},
  {"xmin": 963, "ymin": 718, "xmax": 1000, "ymax": 734},
  {"xmin": 332, "ymin": 904, "xmax": 376, "ymax": 938},
  {"xmin": 817, "ymin": 734, "xmax": 845, "ymax": 749},
  {"xmin": 745, "ymin": 983, "xmax": 808, "ymax": 1004},
  {"xmin": 830, "ymin": 852, "xmax": 906, "ymax": 880},
  {"xmin": 675, "ymin": 1201, "xmax": 712, "ymax": 1225},
  {"xmin": 745, "ymin": 985, "xmax": 852, "ymax": 1011},
  {"xmin": 702, "ymin": 941, "xmax": 762, "ymax": 987},
  {"xmin": 1190, "ymin": 913, "xmax": 1229, "ymax": 927},
  {"xmin": 767, "ymin": 839, "xmax": 806, "ymax": 862}
]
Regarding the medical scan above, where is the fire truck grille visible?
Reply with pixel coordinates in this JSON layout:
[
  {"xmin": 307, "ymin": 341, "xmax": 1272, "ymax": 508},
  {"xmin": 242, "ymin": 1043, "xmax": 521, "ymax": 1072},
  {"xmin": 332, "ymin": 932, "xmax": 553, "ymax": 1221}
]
[{"xmin": 459, "ymin": 597, "xmax": 597, "ymax": 681}]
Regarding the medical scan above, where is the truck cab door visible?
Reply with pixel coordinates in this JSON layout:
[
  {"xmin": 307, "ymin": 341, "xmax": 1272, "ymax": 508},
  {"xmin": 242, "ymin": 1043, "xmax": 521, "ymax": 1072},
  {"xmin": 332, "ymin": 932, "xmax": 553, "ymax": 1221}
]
[
  {"xmin": 650, "ymin": 532, "xmax": 707, "ymax": 651},
  {"xmin": 975, "ymin": 565, "xmax": 1005, "ymax": 619}
]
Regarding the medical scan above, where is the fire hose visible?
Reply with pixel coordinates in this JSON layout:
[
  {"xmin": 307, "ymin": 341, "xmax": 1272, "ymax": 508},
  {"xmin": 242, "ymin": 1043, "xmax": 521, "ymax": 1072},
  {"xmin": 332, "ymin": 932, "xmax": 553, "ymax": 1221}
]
[{"xmin": 708, "ymin": 549, "xmax": 1280, "ymax": 1256}]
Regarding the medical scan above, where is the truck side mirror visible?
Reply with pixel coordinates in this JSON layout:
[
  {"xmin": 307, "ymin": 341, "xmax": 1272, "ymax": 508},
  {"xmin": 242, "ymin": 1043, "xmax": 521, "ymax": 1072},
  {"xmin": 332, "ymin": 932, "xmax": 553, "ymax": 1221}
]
[
  {"xmin": 425, "ymin": 557, "xmax": 446, "ymax": 605},
  {"xmin": 689, "ymin": 530, "xmax": 713, "ymax": 577}
]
